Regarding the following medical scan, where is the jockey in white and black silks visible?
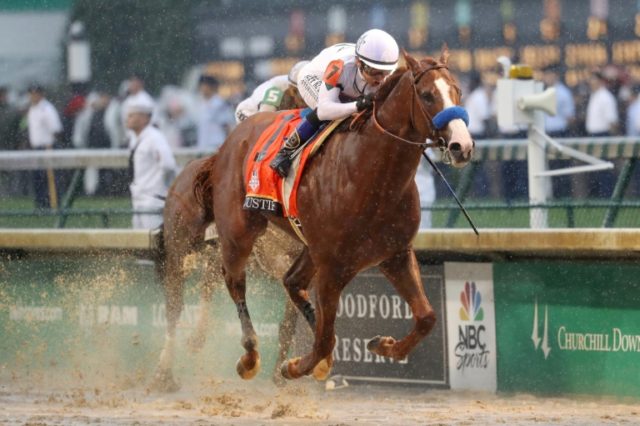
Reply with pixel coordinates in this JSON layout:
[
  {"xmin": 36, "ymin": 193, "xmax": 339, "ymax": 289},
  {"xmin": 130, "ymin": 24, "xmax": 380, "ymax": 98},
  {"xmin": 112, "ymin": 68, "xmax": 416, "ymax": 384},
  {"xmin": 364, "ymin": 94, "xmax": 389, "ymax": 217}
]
[
  {"xmin": 270, "ymin": 29, "xmax": 400, "ymax": 177},
  {"xmin": 235, "ymin": 60, "xmax": 309, "ymax": 123}
]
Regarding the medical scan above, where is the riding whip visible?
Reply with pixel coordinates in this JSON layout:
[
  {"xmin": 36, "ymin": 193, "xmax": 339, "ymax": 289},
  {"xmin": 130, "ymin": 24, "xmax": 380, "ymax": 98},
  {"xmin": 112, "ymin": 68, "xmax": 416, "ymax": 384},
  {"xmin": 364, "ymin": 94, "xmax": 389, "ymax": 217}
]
[{"xmin": 422, "ymin": 151, "xmax": 479, "ymax": 236}]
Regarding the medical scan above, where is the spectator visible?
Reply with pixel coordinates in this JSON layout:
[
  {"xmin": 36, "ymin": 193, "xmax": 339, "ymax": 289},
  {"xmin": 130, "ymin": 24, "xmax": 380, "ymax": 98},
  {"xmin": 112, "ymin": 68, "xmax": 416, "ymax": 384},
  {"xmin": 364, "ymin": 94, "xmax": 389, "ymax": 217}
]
[
  {"xmin": 492, "ymin": 85, "xmax": 528, "ymax": 201},
  {"xmin": 543, "ymin": 65, "xmax": 576, "ymax": 198},
  {"xmin": 464, "ymin": 71, "xmax": 492, "ymax": 198},
  {"xmin": 85, "ymin": 90, "xmax": 113, "ymax": 195},
  {"xmin": 158, "ymin": 87, "xmax": 197, "ymax": 150},
  {"xmin": 122, "ymin": 73, "xmax": 156, "ymax": 126},
  {"xmin": 196, "ymin": 75, "xmax": 235, "ymax": 152},
  {"xmin": 0, "ymin": 86, "xmax": 21, "ymax": 196},
  {"xmin": 585, "ymin": 70, "xmax": 619, "ymax": 198},
  {"xmin": 543, "ymin": 65, "xmax": 575, "ymax": 138},
  {"xmin": 126, "ymin": 95, "xmax": 176, "ymax": 229},
  {"xmin": 585, "ymin": 70, "xmax": 618, "ymax": 137},
  {"xmin": 61, "ymin": 83, "xmax": 88, "ymax": 149},
  {"xmin": 0, "ymin": 86, "xmax": 19, "ymax": 150},
  {"xmin": 105, "ymin": 80, "xmax": 130, "ymax": 149},
  {"xmin": 27, "ymin": 84, "xmax": 62, "ymax": 209},
  {"xmin": 625, "ymin": 85, "xmax": 640, "ymax": 137}
]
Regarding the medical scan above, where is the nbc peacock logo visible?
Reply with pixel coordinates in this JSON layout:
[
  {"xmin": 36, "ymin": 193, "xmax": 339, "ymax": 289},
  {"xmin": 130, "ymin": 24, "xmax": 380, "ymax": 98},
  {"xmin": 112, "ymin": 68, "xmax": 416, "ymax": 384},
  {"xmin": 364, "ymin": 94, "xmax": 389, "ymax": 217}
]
[{"xmin": 459, "ymin": 281, "xmax": 484, "ymax": 322}]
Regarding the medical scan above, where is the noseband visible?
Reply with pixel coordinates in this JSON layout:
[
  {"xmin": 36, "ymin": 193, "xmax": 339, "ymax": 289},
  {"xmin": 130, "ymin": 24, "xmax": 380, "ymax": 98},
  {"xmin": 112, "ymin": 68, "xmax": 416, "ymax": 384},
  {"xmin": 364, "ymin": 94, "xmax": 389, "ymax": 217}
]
[{"xmin": 371, "ymin": 64, "xmax": 468, "ymax": 160}]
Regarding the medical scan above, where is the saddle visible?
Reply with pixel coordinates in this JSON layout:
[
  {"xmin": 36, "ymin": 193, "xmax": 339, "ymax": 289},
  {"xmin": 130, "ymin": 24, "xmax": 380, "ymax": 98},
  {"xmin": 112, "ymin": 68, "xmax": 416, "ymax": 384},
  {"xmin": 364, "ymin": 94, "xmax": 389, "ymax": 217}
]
[{"xmin": 243, "ymin": 110, "xmax": 345, "ymax": 243}]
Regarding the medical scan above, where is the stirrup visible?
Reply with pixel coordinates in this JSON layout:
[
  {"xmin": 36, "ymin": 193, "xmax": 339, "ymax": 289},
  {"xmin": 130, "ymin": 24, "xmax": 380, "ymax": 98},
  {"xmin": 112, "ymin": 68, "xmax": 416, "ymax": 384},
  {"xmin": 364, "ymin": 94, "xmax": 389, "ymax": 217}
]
[
  {"xmin": 283, "ymin": 131, "xmax": 301, "ymax": 150},
  {"xmin": 270, "ymin": 153, "xmax": 292, "ymax": 177}
]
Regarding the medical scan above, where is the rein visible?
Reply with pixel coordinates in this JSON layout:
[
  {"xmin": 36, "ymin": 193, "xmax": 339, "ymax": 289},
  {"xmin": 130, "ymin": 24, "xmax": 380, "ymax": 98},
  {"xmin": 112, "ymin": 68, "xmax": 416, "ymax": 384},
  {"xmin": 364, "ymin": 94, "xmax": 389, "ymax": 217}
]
[
  {"xmin": 370, "ymin": 63, "xmax": 480, "ymax": 235},
  {"xmin": 370, "ymin": 65, "xmax": 451, "ymax": 153}
]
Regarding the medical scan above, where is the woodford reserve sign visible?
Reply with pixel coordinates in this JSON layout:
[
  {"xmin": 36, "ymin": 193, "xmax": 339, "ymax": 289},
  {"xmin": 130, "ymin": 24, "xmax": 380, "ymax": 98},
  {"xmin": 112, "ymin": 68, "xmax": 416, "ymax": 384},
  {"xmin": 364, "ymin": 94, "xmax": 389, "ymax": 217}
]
[{"xmin": 328, "ymin": 266, "xmax": 447, "ymax": 386}]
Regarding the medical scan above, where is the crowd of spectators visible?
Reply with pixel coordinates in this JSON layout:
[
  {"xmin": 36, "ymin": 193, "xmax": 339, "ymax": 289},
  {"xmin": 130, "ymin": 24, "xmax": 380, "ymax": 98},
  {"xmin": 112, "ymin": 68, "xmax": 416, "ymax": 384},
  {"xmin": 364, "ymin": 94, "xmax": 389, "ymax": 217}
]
[
  {"xmin": 0, "ymin": 73, "xmax": 236, "ymax": 207},
  {"xmin": 0, "ymin": 62, "xmax": 638, "ymax": 216}
]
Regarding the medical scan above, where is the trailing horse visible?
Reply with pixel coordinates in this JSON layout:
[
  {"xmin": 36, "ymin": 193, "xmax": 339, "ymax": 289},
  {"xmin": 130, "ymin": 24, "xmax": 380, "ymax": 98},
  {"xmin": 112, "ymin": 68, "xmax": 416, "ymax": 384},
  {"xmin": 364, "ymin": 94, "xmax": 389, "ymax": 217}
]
[
  {"xmin": 151, "ymin": 160, "xmax": 302, "ymax": 392},
  {"xmin": 193, "ymin": 48, "xmax": 474, "ymax": 381}
]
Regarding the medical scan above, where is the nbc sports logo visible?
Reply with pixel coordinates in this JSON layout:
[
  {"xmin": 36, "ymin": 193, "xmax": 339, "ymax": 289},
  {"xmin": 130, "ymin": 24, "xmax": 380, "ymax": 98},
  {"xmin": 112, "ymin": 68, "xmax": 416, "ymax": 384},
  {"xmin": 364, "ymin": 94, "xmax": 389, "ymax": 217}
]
[
  {"xmin": 445, "ymin": 263, "xmax": 496, "ymax": 391},
  {"xmin": 459, "ymin": 281, "xmax": 484, "ymax": 322}
]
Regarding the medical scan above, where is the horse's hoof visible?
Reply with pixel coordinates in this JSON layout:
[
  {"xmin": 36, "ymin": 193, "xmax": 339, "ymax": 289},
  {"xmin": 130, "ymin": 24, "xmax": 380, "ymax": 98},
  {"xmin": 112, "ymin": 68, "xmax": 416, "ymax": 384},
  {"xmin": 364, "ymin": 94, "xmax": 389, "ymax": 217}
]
[
  {"xmin": 149, "ymin": 369, "xmax": 181, "ymax": 393},
  {"xmin": 312, "ymin": 358, "xmax": 332, "ymax": 381},
  {"xmin": 367, "ymin": 335, "xmax": 396, "ymax": 357},
  {"xmin": 367, "ymin": 336, "xmax": 383, "ymax": 352},
  {"xmin": 280, "ymin": 357, "xmax": 300, "ymax": 380},
  {"xmin": 236, "ymin": 353, "xmax": 261, "ymax": 380}
]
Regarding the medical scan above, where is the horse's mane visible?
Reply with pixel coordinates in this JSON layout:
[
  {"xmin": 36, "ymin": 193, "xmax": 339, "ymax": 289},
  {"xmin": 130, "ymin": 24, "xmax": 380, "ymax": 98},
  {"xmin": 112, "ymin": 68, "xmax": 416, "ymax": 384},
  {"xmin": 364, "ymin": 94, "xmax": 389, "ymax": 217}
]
[
  {"xmin": 337, "ymin": 55, "xmax": 448, "ymax": 132},
  {"xmin": 374, "ymin": 66, "xmax": 409, "ymax": 104},
  {"xmin": 336, "ymin": 66, "xmax": 409, "ymax": 133}
]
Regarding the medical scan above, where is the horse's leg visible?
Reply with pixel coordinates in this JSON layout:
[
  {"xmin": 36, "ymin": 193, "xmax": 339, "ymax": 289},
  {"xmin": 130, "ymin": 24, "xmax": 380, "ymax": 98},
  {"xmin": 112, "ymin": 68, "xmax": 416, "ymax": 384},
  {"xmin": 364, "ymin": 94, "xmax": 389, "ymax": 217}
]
[
  {"xmin": 282, "ymin": 248, "xmax": 317, "ymax": 329},
  {"xmin": 281, "ymin": 265, "xmax": 355, "ymax": 380},
  {"xmin": 218, "ymin": 223, "xmax": 265, "ymax": 380},
  {"xmin": 272, "ymin": 298, "xmax": 298, "ymax": 386},
  {"xmin": 151, "ymin": 248, "xmax": 184, "ymax": 392},
  {"xmin": 368, "ymin": 249, "xmax": 436, "ymax": 360},
  {"xmin": 187, "ymin": 254, "xmax": 216, "ymax": 352}
]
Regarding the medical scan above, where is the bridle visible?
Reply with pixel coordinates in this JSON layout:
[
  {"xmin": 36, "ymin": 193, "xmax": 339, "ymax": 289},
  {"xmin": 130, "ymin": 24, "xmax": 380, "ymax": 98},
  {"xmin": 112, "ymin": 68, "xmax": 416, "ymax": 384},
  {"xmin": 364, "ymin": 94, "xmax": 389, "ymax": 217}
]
[{"xmin": 371, "ymin": 63, "xmax": 454, "ymax": 160}]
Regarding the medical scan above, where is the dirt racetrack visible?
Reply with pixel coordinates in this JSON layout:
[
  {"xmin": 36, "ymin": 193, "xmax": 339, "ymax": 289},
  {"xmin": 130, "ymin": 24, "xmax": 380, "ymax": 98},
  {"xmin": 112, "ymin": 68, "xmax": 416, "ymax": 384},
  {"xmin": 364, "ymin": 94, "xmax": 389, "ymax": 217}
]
[{"xmin": 1, "ymin": 377, "xmax": 638, "ymax": 425}]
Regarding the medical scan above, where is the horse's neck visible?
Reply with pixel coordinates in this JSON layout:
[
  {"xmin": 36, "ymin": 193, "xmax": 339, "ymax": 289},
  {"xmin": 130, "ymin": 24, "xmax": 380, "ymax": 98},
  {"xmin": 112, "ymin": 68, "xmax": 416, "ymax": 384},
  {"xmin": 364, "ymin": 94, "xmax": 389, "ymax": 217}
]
[{"xmin": 362, "ymin": 74, "xmax": 424, "ymax": 185}]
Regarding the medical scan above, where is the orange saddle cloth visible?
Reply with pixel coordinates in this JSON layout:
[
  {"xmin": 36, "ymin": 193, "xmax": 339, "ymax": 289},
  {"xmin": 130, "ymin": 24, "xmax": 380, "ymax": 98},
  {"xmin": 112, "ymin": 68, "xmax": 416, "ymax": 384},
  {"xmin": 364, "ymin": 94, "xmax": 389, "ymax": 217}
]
[{"xmin": 243, "ymin": 110, "xmax": 344, "ymax": 232}]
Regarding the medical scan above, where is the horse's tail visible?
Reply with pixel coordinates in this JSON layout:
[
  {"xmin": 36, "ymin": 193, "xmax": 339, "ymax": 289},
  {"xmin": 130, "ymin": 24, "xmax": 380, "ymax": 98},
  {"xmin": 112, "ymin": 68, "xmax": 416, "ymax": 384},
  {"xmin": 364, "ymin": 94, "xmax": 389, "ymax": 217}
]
[{"xmin": 193, "ymin": 154, "xmax": 218, "ymax": 223}]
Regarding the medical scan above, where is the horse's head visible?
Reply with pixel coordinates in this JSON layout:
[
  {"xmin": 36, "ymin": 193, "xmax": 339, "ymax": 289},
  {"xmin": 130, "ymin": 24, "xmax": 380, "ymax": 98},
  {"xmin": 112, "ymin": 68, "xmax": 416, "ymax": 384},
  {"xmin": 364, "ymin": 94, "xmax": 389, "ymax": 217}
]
[{"xmin": 403, "ymin": 47, "xmax": 475, "ymax": 168}]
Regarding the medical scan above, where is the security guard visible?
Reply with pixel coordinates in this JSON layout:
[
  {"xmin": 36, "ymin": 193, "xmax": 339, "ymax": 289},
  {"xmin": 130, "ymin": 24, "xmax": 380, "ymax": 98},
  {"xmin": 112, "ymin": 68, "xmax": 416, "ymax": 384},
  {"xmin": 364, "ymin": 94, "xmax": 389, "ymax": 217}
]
[{"xmin": 126, "ymin": 95, "xmax": 177, "ymax": 229}]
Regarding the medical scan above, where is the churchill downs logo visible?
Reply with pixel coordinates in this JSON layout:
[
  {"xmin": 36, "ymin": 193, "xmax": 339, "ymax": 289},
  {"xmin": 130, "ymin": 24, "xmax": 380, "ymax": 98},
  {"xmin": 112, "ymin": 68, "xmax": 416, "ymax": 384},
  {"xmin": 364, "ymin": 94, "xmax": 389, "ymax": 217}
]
[{"xmin": 455, "ymin": 281, "xmax": 490, "ymax": 371}]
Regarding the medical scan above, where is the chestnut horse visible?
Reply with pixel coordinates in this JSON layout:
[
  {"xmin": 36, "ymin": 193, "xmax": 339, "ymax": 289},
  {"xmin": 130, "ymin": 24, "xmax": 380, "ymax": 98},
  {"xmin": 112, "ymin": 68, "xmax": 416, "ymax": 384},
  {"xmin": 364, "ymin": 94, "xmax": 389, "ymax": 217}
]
[
  {"xmin": 194, "ymin": 48, "xmax": 474, "ymax": 381},
  {"xmin": 150, "ymin": 88, "xmax": 306, "ymax": 392}
]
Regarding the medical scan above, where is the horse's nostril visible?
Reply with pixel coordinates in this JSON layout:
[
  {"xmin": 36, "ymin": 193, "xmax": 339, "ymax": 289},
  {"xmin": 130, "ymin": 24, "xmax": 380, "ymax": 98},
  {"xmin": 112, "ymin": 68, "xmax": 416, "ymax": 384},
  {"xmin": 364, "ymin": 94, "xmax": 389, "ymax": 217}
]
[{"xmin": 449, "ymin": 142, "xmax": 462, "ymax": 152}]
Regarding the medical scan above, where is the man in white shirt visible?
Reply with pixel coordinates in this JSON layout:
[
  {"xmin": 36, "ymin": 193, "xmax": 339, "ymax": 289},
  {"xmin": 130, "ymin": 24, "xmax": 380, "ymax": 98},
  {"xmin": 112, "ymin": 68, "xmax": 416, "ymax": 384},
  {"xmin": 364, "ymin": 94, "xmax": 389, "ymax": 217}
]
[
  {"xmin": 464, "ymin": 72, "xmax": 493, "ymax": 197},
  {"xmin": 585, "ymin": 71, "xmax": 619, "ymax": 198},
  {"xmin": 27, "ymin": 84, "xmax": 62, "ymax": 209},
  {"xmin": 121, "ymin": 73, "xmax": 156, "ymax": 126},
  {"xmin": 626, "ymin": 86, "xmax": 640, "ymax": 137},
  {"xmin": 126, "ymin": 95, "xmax": 177, "ymax": 229},
  {"xmin": 585, "ymin": 71, "xmax": 619, "ymax": 137},
  {"xmin": 543, "ymin": 66, "xmax": 575, "ymax": 138},
  {"xmin": 196, "ymin": 75, "xmax": 235, "ymax": 152}
]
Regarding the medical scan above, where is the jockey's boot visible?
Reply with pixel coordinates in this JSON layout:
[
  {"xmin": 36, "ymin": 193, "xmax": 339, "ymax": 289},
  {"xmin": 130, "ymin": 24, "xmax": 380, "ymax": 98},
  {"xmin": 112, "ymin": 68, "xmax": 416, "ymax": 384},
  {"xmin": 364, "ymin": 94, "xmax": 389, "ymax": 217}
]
[
  {"xmin": 270, "ymin": 130, "xmax": 304, "ymax": 178},
  {"xmin": 270, "ymin": 109, "xmax": 322, "ymax": 178}
]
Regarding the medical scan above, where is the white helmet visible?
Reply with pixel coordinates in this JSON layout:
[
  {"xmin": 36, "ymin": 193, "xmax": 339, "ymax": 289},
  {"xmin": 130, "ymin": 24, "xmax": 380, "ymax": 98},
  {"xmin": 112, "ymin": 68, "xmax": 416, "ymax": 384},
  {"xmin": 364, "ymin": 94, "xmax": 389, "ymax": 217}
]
[
  {"xmin": 355, "ymin": 29, "xmax": 399, "ymax": 71},
  {"xmin": 288, "ymin": 60, "xmax": 310, "ymax": 87}
]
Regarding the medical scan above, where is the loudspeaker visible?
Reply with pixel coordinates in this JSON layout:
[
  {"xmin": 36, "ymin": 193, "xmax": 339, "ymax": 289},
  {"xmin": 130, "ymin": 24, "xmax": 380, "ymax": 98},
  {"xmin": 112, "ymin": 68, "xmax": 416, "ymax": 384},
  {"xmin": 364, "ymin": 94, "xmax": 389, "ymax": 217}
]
[{"xmin": 517, "ymin": 87, "xmax": 557, "ymax": 116}]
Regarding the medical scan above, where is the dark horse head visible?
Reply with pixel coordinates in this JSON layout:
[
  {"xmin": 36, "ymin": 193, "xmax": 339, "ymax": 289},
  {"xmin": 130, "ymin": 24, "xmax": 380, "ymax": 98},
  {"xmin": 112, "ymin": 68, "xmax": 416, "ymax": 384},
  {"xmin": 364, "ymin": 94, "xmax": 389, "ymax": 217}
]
[{"xmin": 374, "ymin": 46, "xmax": 474, "ymax": 168}]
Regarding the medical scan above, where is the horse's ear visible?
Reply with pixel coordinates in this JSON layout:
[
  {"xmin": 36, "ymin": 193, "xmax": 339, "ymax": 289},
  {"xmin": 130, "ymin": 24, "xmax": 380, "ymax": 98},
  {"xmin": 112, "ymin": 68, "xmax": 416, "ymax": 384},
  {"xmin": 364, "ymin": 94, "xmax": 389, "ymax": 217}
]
[
  {"xmin": 402, "ymin": 48, "xmax": 420, "ymax": 73},
  {"xmin": 439, "ymin": 43, "xmax": 450, "ymax": 65}
]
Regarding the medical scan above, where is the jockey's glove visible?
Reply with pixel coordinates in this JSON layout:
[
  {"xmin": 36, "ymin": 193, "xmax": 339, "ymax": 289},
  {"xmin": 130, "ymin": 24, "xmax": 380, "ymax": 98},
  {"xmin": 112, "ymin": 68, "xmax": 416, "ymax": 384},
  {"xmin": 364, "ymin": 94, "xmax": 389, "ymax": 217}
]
[{"xmin": 355, "ymin": 93, "xmax": 375, "ymax": 112}]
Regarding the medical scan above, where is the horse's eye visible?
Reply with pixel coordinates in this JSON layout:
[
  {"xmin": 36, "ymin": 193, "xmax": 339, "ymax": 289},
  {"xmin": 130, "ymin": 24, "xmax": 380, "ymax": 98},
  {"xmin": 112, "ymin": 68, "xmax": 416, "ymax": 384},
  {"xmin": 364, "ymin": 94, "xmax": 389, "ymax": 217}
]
[{"xmin": 421, "ymin": 91, "xmax": 435, "ymax": 102}]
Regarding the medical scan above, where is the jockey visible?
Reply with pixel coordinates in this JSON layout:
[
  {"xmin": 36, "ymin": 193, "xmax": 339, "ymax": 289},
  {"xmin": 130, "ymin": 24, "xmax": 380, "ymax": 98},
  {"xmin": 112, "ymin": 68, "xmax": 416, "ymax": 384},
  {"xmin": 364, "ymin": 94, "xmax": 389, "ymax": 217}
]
[
  {"xmin": 235, "ymin": 60, "xmax": 310, "ymax": 123},
  {"xmin": 270, "ymin": 29, "xmax": 399, "ymax": 177}
]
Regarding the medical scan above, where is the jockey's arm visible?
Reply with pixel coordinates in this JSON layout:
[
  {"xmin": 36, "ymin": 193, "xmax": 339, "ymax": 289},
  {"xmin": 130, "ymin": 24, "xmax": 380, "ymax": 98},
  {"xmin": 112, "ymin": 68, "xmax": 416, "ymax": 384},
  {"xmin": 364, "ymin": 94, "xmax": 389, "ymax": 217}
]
[
  {"xmin": 258, "ymin": 104, "xmax": 277, "ymax": 113},
  {"xmin": 316, "ymin": 85, "xmax": 357, "ymax": 121},
  {"xmin": 316, "ymin": 59, "xmax": 357, "ymax": 121},
  {"xmin": 258, "ymin": 87, "xmax": 283, "ymax": 113}
]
